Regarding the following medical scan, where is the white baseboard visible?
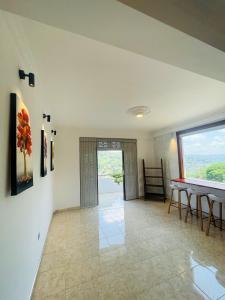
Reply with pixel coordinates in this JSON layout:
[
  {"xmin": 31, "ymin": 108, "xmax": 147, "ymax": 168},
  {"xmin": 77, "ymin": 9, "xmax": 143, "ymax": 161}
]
[{"xmin": 54, "ymin": 206, "xmax": 80, "ymax": 214}]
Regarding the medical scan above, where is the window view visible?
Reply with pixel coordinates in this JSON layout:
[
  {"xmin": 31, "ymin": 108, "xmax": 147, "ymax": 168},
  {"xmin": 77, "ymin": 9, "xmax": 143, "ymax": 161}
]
[{"xmin": 180, "ymin": 126, "xmax": 225, "ymax": 183}]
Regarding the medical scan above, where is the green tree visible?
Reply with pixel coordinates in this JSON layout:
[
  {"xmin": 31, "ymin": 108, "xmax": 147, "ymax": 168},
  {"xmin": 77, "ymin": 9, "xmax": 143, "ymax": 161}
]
[
  {"xmin": 111, "ymin": 172, "xmax": 123, "ymax": 185},
  {"xmin": 206, "ymin": 162, "xmax": 225, "ymax": 182},
  {"xmin": 190, "ymin": 162, "xmax": 225, "ymax": 183}
]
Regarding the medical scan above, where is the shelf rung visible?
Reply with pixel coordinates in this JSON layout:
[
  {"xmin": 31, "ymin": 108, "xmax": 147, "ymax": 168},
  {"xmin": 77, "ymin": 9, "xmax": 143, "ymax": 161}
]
[
  {"xmin": 145, "ymin": 176, "xmax": 163, "ymax": 178},
  {"xmin": 146, "ymin": 192, "xmax": 165, "ymax": 196},
  {"xmin": 146, "ymin": 184, "xmax": 163, "ymax": 187},
  {"xmin": 145, "ymin": 167, "xmax": 162, "ymax": 170}
]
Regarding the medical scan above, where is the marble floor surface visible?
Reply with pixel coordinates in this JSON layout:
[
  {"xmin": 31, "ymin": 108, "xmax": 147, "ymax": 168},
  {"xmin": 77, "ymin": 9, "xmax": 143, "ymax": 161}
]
[
  {"xmin": 32, "ymin": 198, "xmax": 225, "ymax": 300},
  {"xmin": 98, "ymin": 192, "xmax": 124, "ymax": 209}
]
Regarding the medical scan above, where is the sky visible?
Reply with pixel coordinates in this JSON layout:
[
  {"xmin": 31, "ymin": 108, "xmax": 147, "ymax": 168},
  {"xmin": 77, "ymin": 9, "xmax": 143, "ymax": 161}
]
[{"xmin": 182, "ymin": 127, "xmax": 225, "ymax": 156}]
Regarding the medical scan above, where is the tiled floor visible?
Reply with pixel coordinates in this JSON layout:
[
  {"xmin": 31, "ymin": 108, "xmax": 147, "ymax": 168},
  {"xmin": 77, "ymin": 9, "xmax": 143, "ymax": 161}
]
[{"xmin": 32, "ymin": 198, "xmax": 225, "ymax": 300}]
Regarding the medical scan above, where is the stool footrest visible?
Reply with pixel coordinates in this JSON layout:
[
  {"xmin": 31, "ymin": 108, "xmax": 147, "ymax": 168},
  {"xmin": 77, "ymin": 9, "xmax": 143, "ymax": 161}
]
[
  {"xmin": 209, "ymin": 218, "xmax": 225, "ymax": 231},
  {"xmin": 170, "ymin": 202, "xmax": 187, "ymax": 210},
  {"xmin": 189, "ymin": 209, "xmax": 208, "ymax": 220}
]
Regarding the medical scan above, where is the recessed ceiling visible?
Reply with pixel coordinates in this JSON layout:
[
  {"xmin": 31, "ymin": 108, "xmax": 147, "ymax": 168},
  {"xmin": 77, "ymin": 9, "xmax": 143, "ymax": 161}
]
[
  {"xmin": 1, "ymin": 10, "xmax": 224, "ymax": 133},
  {"xmin": 0, "ymin": 0, "xmax": 225, "ymax": 82}
]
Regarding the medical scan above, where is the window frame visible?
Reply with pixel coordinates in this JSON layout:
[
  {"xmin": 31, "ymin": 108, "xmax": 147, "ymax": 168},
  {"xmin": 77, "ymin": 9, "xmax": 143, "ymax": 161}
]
[{"xmin": 176, "ymin": 119, "xmax": 225, "ymax": 179}]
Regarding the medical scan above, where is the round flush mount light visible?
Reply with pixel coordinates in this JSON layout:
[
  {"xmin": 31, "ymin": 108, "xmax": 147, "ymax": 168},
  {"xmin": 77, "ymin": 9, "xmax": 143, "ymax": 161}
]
[{"xmin": 128, "ymin": 106, "xmax": 150, "ymax": 118}]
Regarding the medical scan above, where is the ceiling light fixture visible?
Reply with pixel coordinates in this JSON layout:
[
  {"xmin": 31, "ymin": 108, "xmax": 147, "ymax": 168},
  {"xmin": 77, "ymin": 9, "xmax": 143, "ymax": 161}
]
[
  {"xmin": 128, "ymin": 106, "xmax": 150, "ymax": 118},
  {"xmin": 136, "ymin": 113, "xmax": 144, "ymax": 118}
]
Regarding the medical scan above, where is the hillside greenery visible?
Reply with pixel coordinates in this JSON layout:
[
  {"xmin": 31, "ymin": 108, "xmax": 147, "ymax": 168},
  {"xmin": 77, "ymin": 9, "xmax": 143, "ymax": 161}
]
[
  {"xmin": 187, "ymin": 162, "xmax": 225, "ymax": 183},
  {"xmin": 98, "ymin": 150, "xmax": 123, "ymax": 184}
]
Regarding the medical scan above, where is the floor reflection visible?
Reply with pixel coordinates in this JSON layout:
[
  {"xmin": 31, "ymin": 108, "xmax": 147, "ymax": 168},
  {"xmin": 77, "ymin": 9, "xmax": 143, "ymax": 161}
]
[
  {"xmin": 190, "ymin": 255, "xmax": 225, "ymax": 299},
  {"xmin": 98, "ymin": 192, "xmax": 124, "ymax": 209},
  {"xmin": 98, "ymin": 192, "xmax": 125, "ymax": 248}
]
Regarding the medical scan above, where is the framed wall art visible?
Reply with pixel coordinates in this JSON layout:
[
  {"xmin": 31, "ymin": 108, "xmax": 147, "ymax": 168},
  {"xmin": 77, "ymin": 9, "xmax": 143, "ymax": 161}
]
[
  {"xmin": 10, "ymin": 93, "xmax": 33, "ymax": 195},
  {"xmin": 50, "ymin": 140, "xmax": 54, "ymax": 171},
  {"xmin": 41, "ymin": 129, "xmax": 47, "ymax": 177}
]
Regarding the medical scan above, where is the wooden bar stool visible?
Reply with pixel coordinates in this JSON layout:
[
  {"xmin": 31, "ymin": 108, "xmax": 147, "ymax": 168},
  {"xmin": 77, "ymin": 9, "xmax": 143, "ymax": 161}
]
[
  {"xmin": 206, "ymin": 194, "xmax": 225, "ymax": 236},
  {"xmin": 185, "ymin": 188, "xmax": 208, "ymax": 231},
  {"xmin": 168, "ymin": 184, "xmax": 188, "ymax": 220}
]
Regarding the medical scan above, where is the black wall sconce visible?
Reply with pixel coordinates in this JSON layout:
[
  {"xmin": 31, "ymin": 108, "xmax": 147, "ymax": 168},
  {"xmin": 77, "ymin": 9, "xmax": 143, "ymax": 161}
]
[
  {"xmin": 19, "ymin": 69, "xmax": 35, "ymax": 87},
  {"xmin": 51, "ymin": 130, "xmax": 57, "ymax": 136},
  {"xmin": 43, "ymin": 113, "xmax": 51, "ymax": 122}
]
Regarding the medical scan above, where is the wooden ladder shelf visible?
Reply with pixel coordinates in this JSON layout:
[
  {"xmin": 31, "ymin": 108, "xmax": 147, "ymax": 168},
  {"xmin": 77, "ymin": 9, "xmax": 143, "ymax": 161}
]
[{"xmin": 142, "ymin": 159, "xmax": 166, "ymax": 202}]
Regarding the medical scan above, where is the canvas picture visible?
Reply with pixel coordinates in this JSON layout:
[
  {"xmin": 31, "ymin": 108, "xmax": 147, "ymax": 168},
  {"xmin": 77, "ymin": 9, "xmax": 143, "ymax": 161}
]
[
  {"xmin": 10, "ymin": 93, "xmax": 33, "ymax": 195},
  {"xmin": 41, "ymin": 129, "xmax": 47, "ymax": 177},
  {"xmin": 50, "ymin": 141, "xmax": 55, "ymax": 171}
]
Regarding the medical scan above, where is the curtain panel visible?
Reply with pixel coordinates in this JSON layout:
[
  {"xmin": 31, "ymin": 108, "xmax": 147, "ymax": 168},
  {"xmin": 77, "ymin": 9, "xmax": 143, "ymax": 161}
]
[
  {"xmin": 121, "ymin": 141, "xmax": 138, "ymax": 200},
  {"xmin": 79, "ymin": 138, "xmax": 98, "ymax": 208}
]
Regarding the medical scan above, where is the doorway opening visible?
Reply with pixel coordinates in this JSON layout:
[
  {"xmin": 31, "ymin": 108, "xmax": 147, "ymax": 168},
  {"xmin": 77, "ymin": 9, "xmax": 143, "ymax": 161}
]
[{"xmin": 97, "ymin": 150, "xmax": 124, "ymax": 208}]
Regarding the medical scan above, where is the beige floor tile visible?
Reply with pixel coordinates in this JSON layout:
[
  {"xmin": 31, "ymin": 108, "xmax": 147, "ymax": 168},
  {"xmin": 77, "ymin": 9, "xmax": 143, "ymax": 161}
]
[
  {"xmin": 33, "ymin": 198, "xmax": 225, "ymax": 300},
  {"xmin": 66, "ymin": 281, "xmax": 99, "ymax": 300},
  {"xmin": 32, "ymin": 267, "xmax": 66, "ymax": 298},
  {"xmin": 32, "ymin": 290, "xmax": 66, "ymax": 300},
  {"xmin": 136, "ymin": 282, "xmax": 177, "ymax": 300},
  {"xmin": 96, "ymin": 271, "xmax": 134, "ymax": 300},
  {"xmin": 65, "ymin": 256, "xmax": 100, "ymax": 289},
  {"xmin": 126, "ymin": 256, "xmax": 179, "ymax": 294},
  {"xmin": 44, "ymin": 238, "xmax": 67, "ymax": 255},
  {"xmin": 40, "ymin": 251, "xmax": 71, "ymax": 272}
]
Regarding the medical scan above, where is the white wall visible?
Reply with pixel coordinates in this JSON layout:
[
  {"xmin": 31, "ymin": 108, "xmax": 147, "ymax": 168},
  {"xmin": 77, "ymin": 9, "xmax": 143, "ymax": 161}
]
[
  {"xmin": 0, "ymin": 10, "xmax": 155, "ymax": 299},
  {"xmin": 153, "ymin": 129, "xmax": 225, "ymax": 217},
  {"xmin": 0, "ymin": 10, "xmax": 54, "ymax": 300},
  {"xmin": 154, "ymin": 132, "xmax": 179, "ymax": 195},
  {"xmin": 54, "ymin": 127, "xmax": 154, "ymax": 210}
]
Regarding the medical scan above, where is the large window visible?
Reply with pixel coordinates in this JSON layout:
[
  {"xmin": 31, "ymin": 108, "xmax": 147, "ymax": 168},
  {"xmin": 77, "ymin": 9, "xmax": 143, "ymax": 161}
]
[{"xmin": 177, "ymin": 121, "xmax": 225, "ymax": 183}]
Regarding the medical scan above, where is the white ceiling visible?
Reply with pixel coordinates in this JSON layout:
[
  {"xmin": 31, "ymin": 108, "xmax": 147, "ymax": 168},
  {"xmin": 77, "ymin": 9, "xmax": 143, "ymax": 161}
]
[
  {"xmin": 0, "ymin": 0, "xmax": 225, "ymax": 83},
  {"xmin": 1, "ymin": 5, "xmax": 225, "ymax": 132}
]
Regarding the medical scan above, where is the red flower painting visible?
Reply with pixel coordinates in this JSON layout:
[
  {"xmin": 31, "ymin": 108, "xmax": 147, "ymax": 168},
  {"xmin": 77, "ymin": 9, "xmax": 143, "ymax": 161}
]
[
  {"xmin": 17, "ymin": 108, "xmax": 32, "ymax": 180},
  {"xmin": 10, "ymin": 93, "xmax": 33, "ymax": 195}
]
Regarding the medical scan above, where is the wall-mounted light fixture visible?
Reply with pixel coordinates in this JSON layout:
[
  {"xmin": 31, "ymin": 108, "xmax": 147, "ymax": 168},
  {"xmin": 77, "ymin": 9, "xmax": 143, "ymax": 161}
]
[
  {"xmin": 43, "ymin": 113, "xmax": 51, "ymax": 122},
  {"xmin": 51, "ymin": 130, "xmax": 57, "ymax": 136},
  {"xmin": 19, "ymin": 69, "xmax": 35, "ymax": 87}
]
